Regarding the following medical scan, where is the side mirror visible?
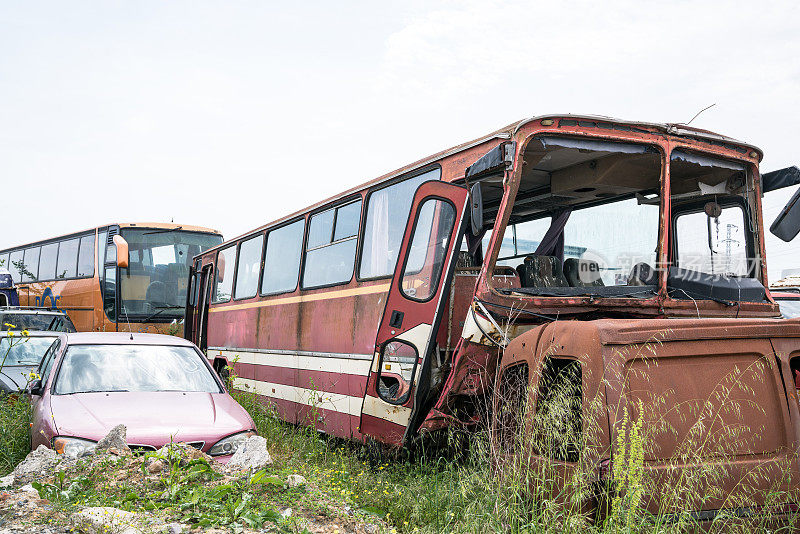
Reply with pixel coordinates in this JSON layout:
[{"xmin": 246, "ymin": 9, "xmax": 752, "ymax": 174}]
[
  {"xmin": 27, "ymin": 379, "xmax": 43, "ymax": 397},
  {"xmin": 470, "ymin": 182, "xmax": 483, "ymax": 236},
  {"xmin": 113, "ymin": 235, "xmax": 130, "ymax": 268},
  {"xmin": 770, "ymin": 186, "xmax": 800, "ymax": 242}
]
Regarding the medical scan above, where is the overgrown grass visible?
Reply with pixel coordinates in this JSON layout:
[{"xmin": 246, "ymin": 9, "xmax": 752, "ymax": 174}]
[
  {"xmin": 230, "ymin": 346, "xmax": 800, "ymax": 534},
  {"xmin": 0, "ymin": 393, "xmax": 31, "ymax": 476}
]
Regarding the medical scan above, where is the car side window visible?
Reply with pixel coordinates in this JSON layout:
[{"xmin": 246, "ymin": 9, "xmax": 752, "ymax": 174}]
[{"xmin": 38, "ymin": 339, "xmax": 61, "ymax": 384}]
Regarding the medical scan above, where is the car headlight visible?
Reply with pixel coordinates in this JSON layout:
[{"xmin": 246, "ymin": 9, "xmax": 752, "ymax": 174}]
[
  {"xmin": 53, "ymin": 437, "xmax": 97, "ymax": 458},
  {"xmin": 208, "ymin": 431, "xmax": 256, "ymax": 456}
]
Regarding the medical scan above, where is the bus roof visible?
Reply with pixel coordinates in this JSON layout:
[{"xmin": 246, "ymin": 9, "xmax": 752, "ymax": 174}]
[{"xmin": 209, "ymin": 113, "xmax": 762, "ymax": 251}]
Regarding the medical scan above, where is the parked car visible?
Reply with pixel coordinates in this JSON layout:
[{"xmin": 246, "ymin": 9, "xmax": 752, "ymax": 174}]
[
  {"xmin": 0, "ymin": 332, "xmax": 59, "ymax": 393},
  {"xmin": 27, "ymin": 332, "xmax": 256, "ymax": 460},
  {"xmin": 0, "ymin": 308, "xmax": 76, "ymax": 333},
  {"xmin": 772, "ymin": 291, "xmax": 800, "ymax": 319}
]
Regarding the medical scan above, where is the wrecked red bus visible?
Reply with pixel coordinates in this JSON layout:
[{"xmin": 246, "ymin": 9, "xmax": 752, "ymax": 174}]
[
  {"xmin": 186, "ymin": 116, "xmax": 800, "ymax": 519},
  {"xmin": 1, "ymin": 223, "xmax": 222, "ymax": 332}
]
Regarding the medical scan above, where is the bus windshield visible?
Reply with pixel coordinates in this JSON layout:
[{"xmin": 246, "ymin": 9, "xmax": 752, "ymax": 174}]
[{"xmin": 119, "ymin": 229, "xmax": 222, "ymax": 319}]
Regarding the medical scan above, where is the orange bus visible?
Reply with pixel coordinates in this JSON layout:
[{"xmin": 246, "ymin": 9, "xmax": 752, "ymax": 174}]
[{"xmin": 0, "ymin": 223, "xmax": 222, "ymax": 332}]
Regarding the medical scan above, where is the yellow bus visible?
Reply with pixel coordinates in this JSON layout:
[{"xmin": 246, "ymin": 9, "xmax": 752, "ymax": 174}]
[{"xmin": 0, "ymin": 223, "xmax": 222, "ymax": 332}]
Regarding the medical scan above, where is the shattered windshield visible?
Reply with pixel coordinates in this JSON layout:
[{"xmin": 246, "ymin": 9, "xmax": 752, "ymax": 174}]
[{"xmin": 487, "ymin": 136, "xmax": 662, "ymax": 297}]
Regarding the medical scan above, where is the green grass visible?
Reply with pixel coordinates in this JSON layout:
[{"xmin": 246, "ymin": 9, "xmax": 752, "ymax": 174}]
[{"xmin": 0, "ymin": 394, "xmax": 31, "ymax": 476}]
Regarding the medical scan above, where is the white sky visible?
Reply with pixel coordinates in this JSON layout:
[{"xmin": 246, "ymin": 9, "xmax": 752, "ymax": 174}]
[{"xmin": 1, "ymin": 0, "xmax": 798, "ymax": 281}]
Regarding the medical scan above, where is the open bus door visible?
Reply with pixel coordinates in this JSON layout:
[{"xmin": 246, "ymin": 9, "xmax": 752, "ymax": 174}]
[
  {"xmin": 185, "ymin": 260, "xmax": 213, "ymax": 350},
  {"xmin": 360, "ymin": 181, "xmax": 469, "ymax": 446}
]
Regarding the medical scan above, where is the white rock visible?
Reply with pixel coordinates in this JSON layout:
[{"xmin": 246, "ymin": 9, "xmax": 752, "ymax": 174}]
[
  {"xmin": 72, "ymin": 506, "xmax": 142, "ymax": 534},
  {"xmin": 19, "ymin": 484, "xmax": 38, "ymax": 494},
  {"xmin": 280, "ymin": 508, "xmax": 292, "ymax": 519},
  {"xmin": 0, "ymin": 474, "xmax": 13, "ymax": 488},
  {"xmin": 12, "ymin": 445, "xmax": 59, "ymax": 477},
  {"xmin": 286, "ymin": 474, "xmax": 306, "ymax": 488},
  {"xmin": 95, "ymin": 424, "xmax": 131, "ymax": 453},
  {"xmin": 162, "ymin": 523, "xmax": 185, "ymax": 534},
  {"xmin": 227, "ymin": 436, "xmax": 272, "ymax": 470}
]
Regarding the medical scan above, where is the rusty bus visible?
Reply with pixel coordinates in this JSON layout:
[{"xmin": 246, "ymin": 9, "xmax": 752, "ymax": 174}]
[
  {"xmin": 0, "ymin": 223, "xmax": 222, "ymax": 332},
  {"xmin": 186, "ymin": 116, "xmax": 800, "ymax": 519}
]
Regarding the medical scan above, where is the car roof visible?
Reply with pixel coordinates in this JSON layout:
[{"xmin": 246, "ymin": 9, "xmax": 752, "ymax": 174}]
[
  {"xmin": 62, "ymin": 332, "xmax": 197, "ymax": 347},
  {"xmin": 0, "ymin": 308, "xmax": 68, "ymax": 315},
  {"xmin": 0, "ymin": 331, "xmax": 61, "ymax": 338}
]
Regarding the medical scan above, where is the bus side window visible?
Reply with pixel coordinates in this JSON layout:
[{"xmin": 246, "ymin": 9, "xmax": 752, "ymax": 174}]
[
  {"xmin": 303, "ymin": 200, "xmax": 362, "ymax": 289},
  {"xmin": 8, "ymin": 250, "xmax": 23, "ymax": 283},
  {"xmin": 39, "ymin": 243, "xmax": 59, "ymax": 281},
  {"xmin": 234, "ymin": 234, "xmax": 263, "ymax": 299},
  {"xmin": 77, "ymin": 234, "xmax": 94, "ymax": 277},
  {"xmin": 57, "ymin": 238, "xmax": 79, "ymax": 279},
  {"xmin": 261, "ymin": 219, "xmax": 304, "ymax": 295},
  {"xmin": 213, "ymin": 246, "xmax": 236, "ymax": 302},
  {"xmin": 21, "ymin": 246, "xmax": 40, "ymax": 282}
]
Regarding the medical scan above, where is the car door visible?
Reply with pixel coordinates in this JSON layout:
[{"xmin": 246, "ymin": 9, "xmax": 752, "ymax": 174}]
[
  {"xmin": 359, "ymin": 181, "xmax": 469, "ymax": 446},
  {"xmin": 29, "ymin": 338, "xmax": 61, "ymax": 449}
]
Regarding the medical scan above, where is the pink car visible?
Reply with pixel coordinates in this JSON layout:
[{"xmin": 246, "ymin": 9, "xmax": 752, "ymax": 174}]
[{"xmin": 27, "ymin": 332, "xmax": 256, "ymax": 460}]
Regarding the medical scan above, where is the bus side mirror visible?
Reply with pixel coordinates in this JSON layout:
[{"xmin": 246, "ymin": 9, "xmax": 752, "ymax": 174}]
[
  {"xmin": 113, "ymin": 235, "xmax": 130, "ymax": 268},
  {"xmin": 470, "ymin": 182, "xmax": 483, "ymax": 236},
  {"xmin": 770, "ymin": 186, "xmax": 800, "ymax": 242}
]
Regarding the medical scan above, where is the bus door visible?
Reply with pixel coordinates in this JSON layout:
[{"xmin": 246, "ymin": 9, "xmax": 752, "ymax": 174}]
[
  {"xmin": 186, "ymin": 262, "xmax": 213, "ymax": 349},
  {"xmin": 360, "ymin": 181, "xmax": 469, "ymax": 446}
]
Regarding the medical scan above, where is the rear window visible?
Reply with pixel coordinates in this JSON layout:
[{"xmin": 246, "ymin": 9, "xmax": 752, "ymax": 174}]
[
  {"xmin": 54, "ymin": 344, "xmax": 221, "ymax": 394},
  {"xmin": 0, "ymin": 313, "xmax": 76, "ymax": 332}
]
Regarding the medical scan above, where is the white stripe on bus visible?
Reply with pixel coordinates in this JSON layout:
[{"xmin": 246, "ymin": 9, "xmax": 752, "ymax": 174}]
[
  {"xmin": 233, "ymin": 377, "xmax": 362, "ymax": 416},
  {"xmin": 211, "ymin": 349, "xmax": 372, "ymax": 376}
]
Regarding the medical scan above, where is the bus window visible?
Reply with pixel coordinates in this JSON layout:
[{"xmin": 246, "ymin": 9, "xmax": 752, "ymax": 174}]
[
  {"xmin": 22, "ymin": 247, "xmax": 40, "ymax": 282},
  {"xmin": 0, "ymin": 253, "xmax": 8, "ymax": 270},
  {"xmin": 39, "ymin": 243, "xmax": 58, "ymax": 281},
  {"xmin": 214, "ymin": 246, "xmax": 236, "ymax": 303},
  {"xmin": 360, "ymin": 168, "xmax": 441, "ymax": 279},
  {"xmin": 234, "ymin": 234, "xmax": 263, "ymax": 299},
  {"xmin": 261, "ymin": 220, "xmax": 304, "ymax": 295},
  {"xmin": 57, "ymin": 238, "xmax": 79, "ymax": 279},
  {"xmin": 401, "ymin": 199, "xmax": 457, "ymax": 301},
  {"xmin": 9, "ymin": 250, "xmax": 23, "ymax": 283},
  {"xmin": 77, "ymin": 234, "xmax": 94, "ymax": 278},
  {"xmin": 97, "ymin": 230, "xmax": 108, "ymax": 278},
  {"xmin": 303, "ymin": 200, "xmax": 362, "ymax": 288}
]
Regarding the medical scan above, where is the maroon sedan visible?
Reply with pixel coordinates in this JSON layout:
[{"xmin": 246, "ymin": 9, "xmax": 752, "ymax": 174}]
[{"xmin": 28, "ymin": 332, "xmax": 256, "ymax": 459}]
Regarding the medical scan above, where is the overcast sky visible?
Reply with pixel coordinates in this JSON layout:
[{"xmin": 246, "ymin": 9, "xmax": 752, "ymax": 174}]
[{"xmin": 1, "ymin": 1, "xmax": 798, "ymax": 280}]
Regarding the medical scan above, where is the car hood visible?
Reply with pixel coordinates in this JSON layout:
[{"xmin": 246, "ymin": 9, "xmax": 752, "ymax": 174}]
[
  {"xmin": 0, "ymin": 365, "xmax": 37, "ymax": 392},
  {"xmin": 48, "ymin": 391, "xmax": 255, "ymax": 449}
]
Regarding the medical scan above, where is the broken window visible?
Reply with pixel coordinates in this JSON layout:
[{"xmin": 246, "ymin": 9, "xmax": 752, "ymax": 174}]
[
  {"xmin": 533, "ymin": 357, "xmax": 582, "ymax": 463},
  {"xmin": 496, "ymin": 363, "xmax": 530, "ymax": 452},
  {"xmin": 487, "ymin": 135, "xmax": 662, "ymax": 296}
]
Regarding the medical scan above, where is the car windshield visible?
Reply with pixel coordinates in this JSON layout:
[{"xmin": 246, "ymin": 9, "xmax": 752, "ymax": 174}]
[
  {"xmin": 777, "ymin": 299, "xmax": 800, "ymax": 319},
  {"xmin": 0, "ymin": 313, "xmax": 75, "ymax": 332},
  {"xmin": 0, "ymin": 337, "xmax": 57, "ymax": 366},
  {"xmin": 53, "ymin": 344, "xmax": 221, "ymax": 394},
  {"xmin": 118, "ymin": 229, "xmax": 223, "ymax": 319}
]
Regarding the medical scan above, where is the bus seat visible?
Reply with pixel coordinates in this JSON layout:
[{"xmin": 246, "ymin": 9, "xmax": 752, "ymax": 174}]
[
  {"xmin": 564, "ymin": 258, "xmax": 604, "ymax": 287},
  {"xmin": 519, "ymin": 255, "xmax": 569, "ymax": 287},
  {"xmin": 628, "ymin": 262, "xmax": 658, "ymax": 286}
]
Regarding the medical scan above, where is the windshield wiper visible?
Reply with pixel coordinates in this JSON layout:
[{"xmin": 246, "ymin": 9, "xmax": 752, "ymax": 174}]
[
  {"xmin": 143, "ymin": 226, "xmax": 183, "ymax": 236},
  {"xmin": 142, "ymin": 305, "xmax": 183, "ymax": 323}
]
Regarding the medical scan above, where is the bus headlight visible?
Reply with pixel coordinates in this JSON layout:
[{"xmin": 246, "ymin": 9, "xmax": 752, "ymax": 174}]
[
  {"xmin": 208, "ymin": 431, "xmax": 257, "ymax": 456},
  {"xmin": 53, "ymin": 437, "xmax": 97, "ymax": 458}
]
